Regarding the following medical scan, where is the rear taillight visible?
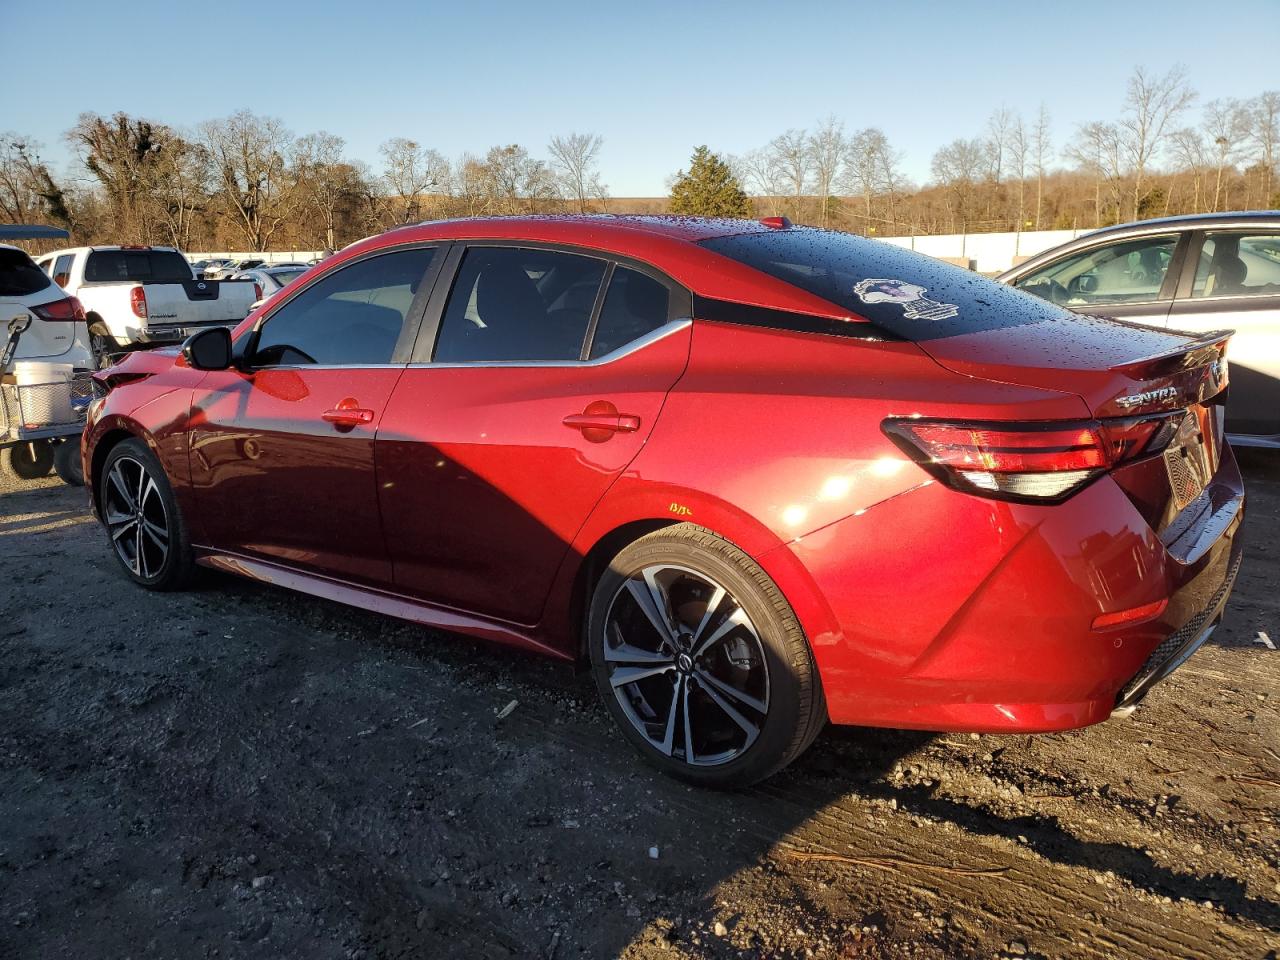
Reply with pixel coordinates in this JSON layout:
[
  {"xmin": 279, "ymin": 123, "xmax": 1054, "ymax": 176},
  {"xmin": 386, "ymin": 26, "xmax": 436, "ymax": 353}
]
[
  {"xmin": 31, "ymin": 295, "xmax": 87, "ymax": 322},
  {"xmin": 883, "ymin": 416, "xmax": 1172, "ymax": 502},
  {"xmin": 130, "ymin": 286, "xmax": 148, "ymax": 319},
  {"xmin": 253, "ymin": 282, "xmax": 263, "ymax": 301}
]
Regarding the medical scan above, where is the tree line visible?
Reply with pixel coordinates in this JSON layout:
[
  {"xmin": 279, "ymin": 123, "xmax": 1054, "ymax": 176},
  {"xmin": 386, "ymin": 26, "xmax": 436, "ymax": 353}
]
[{"xmin": 0, "ymin": 65, "xmax": 1275, "ymax": 253}]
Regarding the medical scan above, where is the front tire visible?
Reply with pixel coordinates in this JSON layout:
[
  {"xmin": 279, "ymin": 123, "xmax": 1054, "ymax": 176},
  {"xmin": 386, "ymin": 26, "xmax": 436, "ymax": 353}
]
[
  {"xmin": 588, "ymin": 524, "xmax": 826, "ymax": 788},
  {"xmin": 1, "ymin": 440, "xmax": 55, "ymax": 480},
  {"xmin": 98, "ymin": 438, "xmax": 193, "ymax": 590}
]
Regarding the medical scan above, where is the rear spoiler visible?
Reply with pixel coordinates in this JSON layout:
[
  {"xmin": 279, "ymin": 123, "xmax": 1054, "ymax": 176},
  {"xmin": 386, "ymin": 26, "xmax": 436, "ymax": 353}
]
[{"xmin": 1108, "ymin": 329, "xmax": 1233, "ymax": 377}]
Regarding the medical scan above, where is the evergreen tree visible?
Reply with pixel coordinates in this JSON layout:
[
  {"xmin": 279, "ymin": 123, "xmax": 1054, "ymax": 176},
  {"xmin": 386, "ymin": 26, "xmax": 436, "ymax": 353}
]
[{"xmin": 668, "ymin": 146, "xmax": 751, "ymax": 217}]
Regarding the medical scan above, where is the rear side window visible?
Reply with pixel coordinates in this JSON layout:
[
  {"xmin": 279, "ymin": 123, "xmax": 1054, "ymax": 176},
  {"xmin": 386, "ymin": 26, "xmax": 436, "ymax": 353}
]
[
  {"xmin": 589, "ymin": 267, "xmax": 670, "ymax": 359},
  {"xmin": 0, "ymin": 248, "xmax": 53, "ymax": 296},
  {"xmin": 253, "ymin": 247, "xmax": 436, "ymax": 366},
  {"xmin": 84, "ymin": 249, "xmax": 194, "ymax": 283},
  {"xmin": 700, "ymin": 229, "xmax": 1071, "ymax": 340},
  {"xmin": 434, "ymin": 247, "xmax": 607, "ymax": 362},
  {"xmin": 1191, "ymin": 232, "xmax": 1280, "ymax": 298}
]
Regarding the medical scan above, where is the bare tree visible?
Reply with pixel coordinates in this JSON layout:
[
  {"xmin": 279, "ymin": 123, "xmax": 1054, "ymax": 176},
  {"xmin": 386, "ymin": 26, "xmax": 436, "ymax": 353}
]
[
  {"xmin": 1171, "ymin": 127, "xmax": 1210, "ymax": 212},
  {"xmin": 69, "ymin": 112, "xmax": 172, "ymax": 242},
  {"xmin": 1007, "ymin": 113, "xmax": 1029, "ymax": 230},
  {"xmin": 150, "ymin": 138, "xmax": 210, "ymax": 250},
  {"xmin": 1249, "ymin": 90, "xmax": 1279, "ymax": 205},
  {"xmin": 378, "ymin": 137, "xmax": 448, "ymax": 224},
  {"xmin": 480, "ymin": 145, "xmax": 558, "ymax": 215},
  {"xmin": 843, "ymin": 128, "xmax": 891, "ymax": 234},
  {"xmin": 738, "ymin": 148, "xmax": 786, "ymax": 216},
  {"xmin": 0, "ymin": 134, "xmax": 72, "ymax": 228},
  {"xmin": 548, "ymin": 132, "xmax": 605, "ymax": 214},
  {"xmin": 1201, "ymin": 99, "xmax": 1251, "ymax": 209},
  {"xmin": 294, "ymin": 132, "xmax": 367, "ymax": 251},
  {"xmin": 1032, "ymin": 104, "xmax": 1052, "ymax": 228},
  {"xmin": 930, "ymin": 138, "xmax": 985, "ymax": 232},
  {"xmin": 806, "ymin": 117, "xmax": 844, "ymax": 228},
  {"xmin": 200, "ymin": 110, "xmax": 296, "ymax": 251},
  {"xmin": 1068, "ymin": 121, "xmax": 1125, "ymax": 226},
  {"xmin": 767, "ymin": 129, "xmax": 811, "ymax": 219},
  {"xmin": 1117, "ymin": 65, "xmax": 1196, "ymax": 219}
]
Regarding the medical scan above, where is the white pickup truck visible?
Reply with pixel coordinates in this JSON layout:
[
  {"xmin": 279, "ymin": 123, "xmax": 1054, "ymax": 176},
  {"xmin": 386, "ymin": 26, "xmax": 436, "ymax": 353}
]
[{"xmin": 35, "ymin": 246, "xmax": 258, "ymax": 363}]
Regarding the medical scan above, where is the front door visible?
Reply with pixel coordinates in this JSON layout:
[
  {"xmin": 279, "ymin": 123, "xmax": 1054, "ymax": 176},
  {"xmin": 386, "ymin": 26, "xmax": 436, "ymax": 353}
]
[
  {"xmin": 188, "ymin": 245, "xmax": 440, "ymax": 585},
  {"xmin": 1009, "ymin": 232, "xmax": 1184, "ymax": 324},
  {"xmin": 376, "ymin": 245, "xmax": 692, "ymax": 625}
]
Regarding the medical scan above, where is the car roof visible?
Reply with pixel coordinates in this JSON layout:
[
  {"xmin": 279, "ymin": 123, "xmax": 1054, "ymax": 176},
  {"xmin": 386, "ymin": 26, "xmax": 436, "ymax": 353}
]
[
  {"xmin": 319, "ymin": 215, "xmax": 863, "ymax": 321},
  {"xmin": 387, "ymin": 214, "xmax": 771, "ymax": 246},
  {"xmin": 1081, "ymin": 210, "xmax": 1280, "ymax": 238}
]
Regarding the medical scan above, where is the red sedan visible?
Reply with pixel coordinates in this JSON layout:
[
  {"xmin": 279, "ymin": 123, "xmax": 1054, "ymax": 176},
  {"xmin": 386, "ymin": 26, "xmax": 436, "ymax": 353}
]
[{"xmin": 83, "ymin": 216, "xmax": 1244, "ymax": 787}]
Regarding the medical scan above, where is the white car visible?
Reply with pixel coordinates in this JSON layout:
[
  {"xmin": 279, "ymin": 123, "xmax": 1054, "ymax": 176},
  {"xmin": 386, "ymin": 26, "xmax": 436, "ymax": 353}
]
[
  {"xmin": 1, "ymin": 231, "xmax": 92, "ymax": 480},
  {"xmin": 231, "ymin": 264, "xmax": 310, "ymax": 302},
  {"xmin": 1, "ymin": 243, "xmax": 93, "ymax": 371}
]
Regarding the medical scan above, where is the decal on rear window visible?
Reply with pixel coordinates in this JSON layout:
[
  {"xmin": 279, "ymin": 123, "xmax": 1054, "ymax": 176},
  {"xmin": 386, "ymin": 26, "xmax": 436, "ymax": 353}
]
[{"xmin": 852, "ymin": 279, "xmax": 959, "ymax": 321}]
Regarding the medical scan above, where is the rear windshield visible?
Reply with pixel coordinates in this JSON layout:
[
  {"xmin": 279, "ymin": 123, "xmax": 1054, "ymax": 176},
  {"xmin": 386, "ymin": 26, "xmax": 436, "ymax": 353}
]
[
  {"xmin": 84, "ymin": 249, "xmax": 194, "ymax": 284},
  {"xmin": 700, "ymin": 229, "xmax": 1067, "ymax": 340},
  {"xmin": 268, "ymin": 268, "xmax": 307, "ymax": 284},
  {"xmin": 0, "ymin": 247, "xmax": 53, "ymax": 297}
]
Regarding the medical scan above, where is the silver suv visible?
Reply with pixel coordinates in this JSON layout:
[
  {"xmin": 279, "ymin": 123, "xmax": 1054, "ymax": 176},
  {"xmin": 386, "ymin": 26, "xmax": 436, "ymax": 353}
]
[{"xmin": 999, "ymin": 211, "xmax": 1280, "ymax": 448}]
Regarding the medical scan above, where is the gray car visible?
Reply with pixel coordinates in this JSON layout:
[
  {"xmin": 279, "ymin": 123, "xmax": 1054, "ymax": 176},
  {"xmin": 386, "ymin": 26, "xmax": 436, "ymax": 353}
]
[{"xmin": 998, "ymin": 211, "xmax": 1280, "ymax": 447}]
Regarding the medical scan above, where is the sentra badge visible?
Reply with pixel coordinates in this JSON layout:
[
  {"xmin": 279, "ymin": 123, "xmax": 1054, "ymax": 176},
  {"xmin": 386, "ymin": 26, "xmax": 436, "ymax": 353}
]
[
  {"xmin": 1116, "ymin": 386, "xmax": 1179, "ymax": 408},
  {"xmin": 852, "ymin": 278, "xmax": 959, "ymax": 321}
]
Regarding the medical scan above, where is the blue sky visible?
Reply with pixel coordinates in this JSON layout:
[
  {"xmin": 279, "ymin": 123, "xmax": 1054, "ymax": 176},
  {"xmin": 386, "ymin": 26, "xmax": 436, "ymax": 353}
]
[{"xmin": 5, "ymin": 0, "xmax": 1278, "ymax": 195}]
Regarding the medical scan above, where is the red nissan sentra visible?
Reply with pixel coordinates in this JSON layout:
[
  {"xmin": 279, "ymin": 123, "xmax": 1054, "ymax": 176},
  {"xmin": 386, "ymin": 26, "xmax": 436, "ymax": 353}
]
[{"xmin": 83, "ymin": 216, "xmax": 1244, "ymax": 787}]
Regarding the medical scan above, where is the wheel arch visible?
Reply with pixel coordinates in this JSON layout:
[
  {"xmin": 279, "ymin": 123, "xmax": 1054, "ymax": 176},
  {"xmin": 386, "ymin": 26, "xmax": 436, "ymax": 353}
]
[
  {"xmin": 86, "ymin": 419, "xmax": 158, "ymax": 520},
  {"xmin": 550, "ymin": 482, "xmax": 794, "ymax": 660}
]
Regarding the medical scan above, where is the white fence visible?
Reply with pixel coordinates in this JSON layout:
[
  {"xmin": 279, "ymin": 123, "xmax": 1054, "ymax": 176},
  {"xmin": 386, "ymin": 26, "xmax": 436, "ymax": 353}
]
[{"xmin": 879, "ymin": 229, "xmax": 1089, "ymax": 274}]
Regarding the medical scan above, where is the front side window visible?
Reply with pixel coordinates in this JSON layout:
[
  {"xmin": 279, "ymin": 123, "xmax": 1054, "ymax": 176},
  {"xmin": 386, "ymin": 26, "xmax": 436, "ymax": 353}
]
[
  {"xmin": 253, "ymin": 247, "xmax": 435, "ymax": 366},
  {"xmin": 589, "ymin": 267, "xmax": 671, "ymax": 359},
  {"xmin": 434, "ymin": 247, "xmax": 606, "ymax": 362},
  {"xmin": 1015, "ymin": 234, "xmax": 1178, "ymax": 308},
  {"xmin": 1190, "ymin": 232, "xmax": 1280, "ymax": 299}
]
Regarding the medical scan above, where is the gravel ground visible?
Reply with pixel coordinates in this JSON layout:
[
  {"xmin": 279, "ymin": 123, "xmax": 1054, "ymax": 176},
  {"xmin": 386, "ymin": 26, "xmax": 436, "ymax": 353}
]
[{"xmin": 1, "ymin": 453, "xmax": 1277, "ymax": 959}]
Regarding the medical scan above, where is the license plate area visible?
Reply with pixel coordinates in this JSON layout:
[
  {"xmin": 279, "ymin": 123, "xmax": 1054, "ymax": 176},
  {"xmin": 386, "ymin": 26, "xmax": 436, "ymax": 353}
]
[{"xmin": 1163, "ymin": 406, "xmax": 1218, "ymax": 512}]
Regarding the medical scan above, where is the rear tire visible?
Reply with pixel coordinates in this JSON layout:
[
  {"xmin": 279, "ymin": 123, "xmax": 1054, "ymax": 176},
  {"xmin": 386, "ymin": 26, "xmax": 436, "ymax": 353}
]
[
  {"xmin": 53, "ymin": 440, "xmax": 84, "ymax": 486},
  {"xmin": 89, "ymin": 329, "xmax": 120, "ymax": 370},
  {"xmin": 98, "ymin": 438, "xmax": 194, "ymax": 590},
  {"xmin": 588, "ymin": 524, "xmax": 826, "ymax": 788},
  {"xmin": 1, "ymin": 440, "xmax": 55, "ymax": 480}
]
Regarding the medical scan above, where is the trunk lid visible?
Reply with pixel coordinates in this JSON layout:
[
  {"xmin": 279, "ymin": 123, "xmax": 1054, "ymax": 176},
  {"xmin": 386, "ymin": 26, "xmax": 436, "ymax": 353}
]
[{"xmin": 913, "ymin": 315, "xmax": 1231, "ymax": 421}]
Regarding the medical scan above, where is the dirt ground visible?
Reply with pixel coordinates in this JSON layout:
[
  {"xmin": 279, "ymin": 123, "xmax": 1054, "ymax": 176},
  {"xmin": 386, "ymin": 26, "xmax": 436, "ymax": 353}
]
[{"xmin": 1, "ymin": 453, "xmax": 1277, "ymax": 960}]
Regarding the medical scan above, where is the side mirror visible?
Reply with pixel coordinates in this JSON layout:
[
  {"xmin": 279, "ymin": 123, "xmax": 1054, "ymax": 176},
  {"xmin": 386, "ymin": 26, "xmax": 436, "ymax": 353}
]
[{"xmin": 182, "ymin": 326, "xmax": 233, "ymax": 371}]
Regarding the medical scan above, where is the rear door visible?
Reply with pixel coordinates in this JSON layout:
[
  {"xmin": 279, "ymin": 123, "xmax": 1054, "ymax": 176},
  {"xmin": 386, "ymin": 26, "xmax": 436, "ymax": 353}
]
[
  {"xmin": 1166, "ymin": 229, "xmax": 1280, "ymax": 437},
  {"xmin": 375, "ymin": 244, "xmax": 692, "ymax": 625},
  {"xmin": 188, "ymin": 245, "xmax": 442, "ymax": 585}
]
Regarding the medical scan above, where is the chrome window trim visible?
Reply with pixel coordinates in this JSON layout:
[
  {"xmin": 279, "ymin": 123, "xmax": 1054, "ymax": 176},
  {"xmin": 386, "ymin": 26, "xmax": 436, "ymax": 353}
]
[{"xmin": 407, "ymin": 317, "xmax": 692, "ymax": 369}]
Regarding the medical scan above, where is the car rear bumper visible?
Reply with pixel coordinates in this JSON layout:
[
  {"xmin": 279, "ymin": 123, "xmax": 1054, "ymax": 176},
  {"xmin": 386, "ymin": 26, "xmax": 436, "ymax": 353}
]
[
  {"xmin": 767, "ymin": 449, "xmax": 1245, "ymax": 733},
  {"xmin": 137, "ymin": 319, "xmax": 241, "ymax": 344}
]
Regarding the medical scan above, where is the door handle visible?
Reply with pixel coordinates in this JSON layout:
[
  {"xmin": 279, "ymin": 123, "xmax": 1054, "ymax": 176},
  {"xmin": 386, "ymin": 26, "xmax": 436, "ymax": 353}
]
[
  {"xmin": 563, "ymin": 401, "xmax": 640, "ymax": 442},
  {"xmin": 322, "ymin": 397, "xmax": 375, "ymax": 426}
]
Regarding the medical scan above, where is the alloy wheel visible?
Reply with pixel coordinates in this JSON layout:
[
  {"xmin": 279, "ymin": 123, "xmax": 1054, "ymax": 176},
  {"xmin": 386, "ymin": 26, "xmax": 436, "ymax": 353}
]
[
  {"xmin": 602, "ymin": 564, "xmax": 770, "ymax": 766},
  {"xmin": 103, "ymin": 456, "xmax": 169, "ymax": 579}
]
